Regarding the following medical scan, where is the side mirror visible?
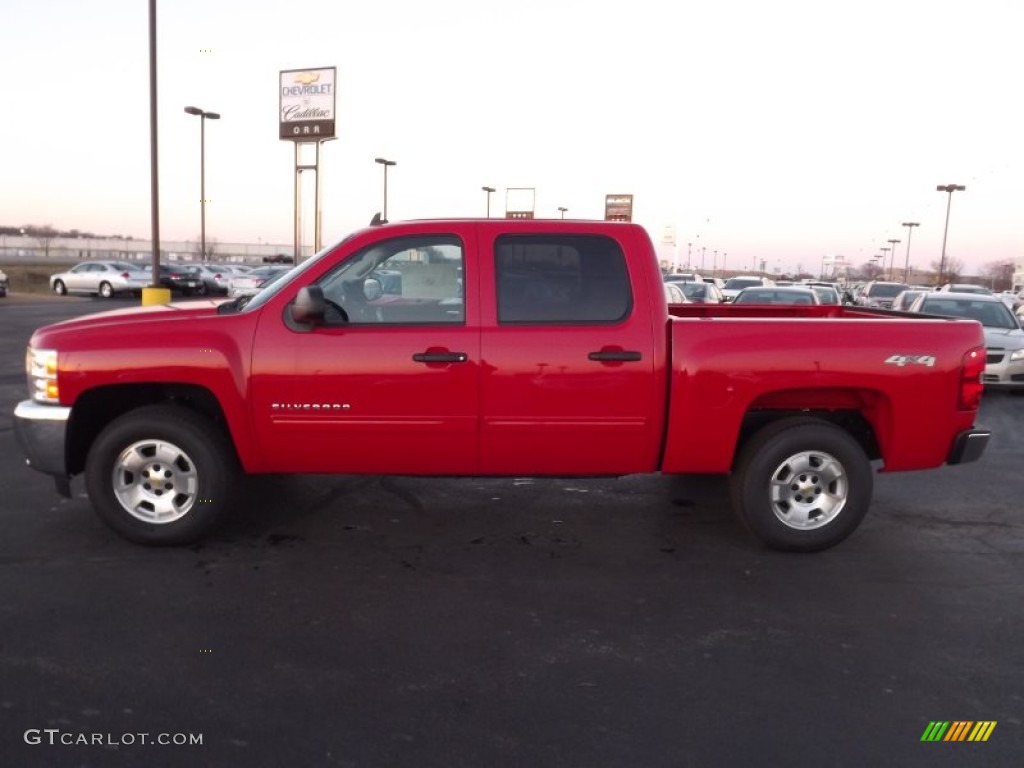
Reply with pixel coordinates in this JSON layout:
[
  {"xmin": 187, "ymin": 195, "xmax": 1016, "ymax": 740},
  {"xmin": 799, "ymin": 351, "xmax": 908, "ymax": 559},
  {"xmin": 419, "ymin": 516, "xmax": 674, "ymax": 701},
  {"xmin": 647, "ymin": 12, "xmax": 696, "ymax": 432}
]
[
  {"xmin": 290, "ymin": 285, "xmax": 326, "ymax": 324},
  {"xmin": 362, "ymin": 277, "xmax": 383, "ymax": 302}
]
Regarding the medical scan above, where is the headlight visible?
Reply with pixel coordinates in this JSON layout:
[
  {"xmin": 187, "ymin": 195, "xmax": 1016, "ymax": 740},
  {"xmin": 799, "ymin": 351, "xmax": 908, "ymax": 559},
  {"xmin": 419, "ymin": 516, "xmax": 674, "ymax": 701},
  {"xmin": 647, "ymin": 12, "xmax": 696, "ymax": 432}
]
[
  {"xmin": 26, "ymin": 348, "xmax": 59, "ymax": 403},
  {"xmin": 1010, "ymin": 349, "xmax": 1024, "ymax": 362}
]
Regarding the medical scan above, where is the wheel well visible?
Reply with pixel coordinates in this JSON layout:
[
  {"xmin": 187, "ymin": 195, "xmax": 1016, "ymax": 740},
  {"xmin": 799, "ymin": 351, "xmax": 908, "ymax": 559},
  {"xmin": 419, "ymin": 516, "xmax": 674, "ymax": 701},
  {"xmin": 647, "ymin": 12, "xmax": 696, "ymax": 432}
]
[
  {"xmin": 67, "ymin": 384, "xmax": 233, "ymax": 475},
  {"xmin": 735, "ymin": 410, "xmax": 880, "ymax": 468}
]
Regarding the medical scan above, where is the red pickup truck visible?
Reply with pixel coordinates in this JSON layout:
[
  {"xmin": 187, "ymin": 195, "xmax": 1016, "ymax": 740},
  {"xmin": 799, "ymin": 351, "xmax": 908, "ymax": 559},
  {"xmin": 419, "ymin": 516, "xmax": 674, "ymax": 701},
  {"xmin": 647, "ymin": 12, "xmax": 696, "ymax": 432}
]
[{"xmin": 14, "ymin": 219, "xmax": 990, "ymax": 551}]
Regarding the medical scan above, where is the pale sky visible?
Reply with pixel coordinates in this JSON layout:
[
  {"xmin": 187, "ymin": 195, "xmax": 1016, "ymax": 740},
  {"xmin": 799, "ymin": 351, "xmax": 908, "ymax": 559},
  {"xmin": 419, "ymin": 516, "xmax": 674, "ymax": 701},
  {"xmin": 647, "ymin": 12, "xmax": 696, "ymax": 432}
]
[{"xmin": 1, "ymin": 0, "xmax": 1021, "ymax": 275}]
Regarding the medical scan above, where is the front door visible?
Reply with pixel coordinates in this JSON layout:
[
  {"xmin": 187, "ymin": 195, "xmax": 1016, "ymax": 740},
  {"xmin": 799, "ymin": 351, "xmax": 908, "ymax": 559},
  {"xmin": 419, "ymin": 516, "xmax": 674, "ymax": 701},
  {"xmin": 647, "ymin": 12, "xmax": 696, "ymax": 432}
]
[{"xmin": 250, "ymin": 231, "xmax": 479, "ymax": 474}]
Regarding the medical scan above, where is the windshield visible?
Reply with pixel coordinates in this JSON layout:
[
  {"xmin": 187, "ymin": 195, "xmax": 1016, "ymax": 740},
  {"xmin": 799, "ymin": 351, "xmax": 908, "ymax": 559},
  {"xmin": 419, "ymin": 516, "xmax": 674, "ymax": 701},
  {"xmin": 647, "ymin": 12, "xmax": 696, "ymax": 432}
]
[
  {"xmin": 233, "ymin": 235, "xmax": 356, "ymax": 312},
  {"xmin": 922, "ymin": 298, "xmax": 1019, "ymax": 329},
  {"xmin": 868, "ymin": 283, "xmax": 908, "ymax": 298},
  {"xmin": 724, "ymin": 278, "xmax": 762, "ymax": 290}
]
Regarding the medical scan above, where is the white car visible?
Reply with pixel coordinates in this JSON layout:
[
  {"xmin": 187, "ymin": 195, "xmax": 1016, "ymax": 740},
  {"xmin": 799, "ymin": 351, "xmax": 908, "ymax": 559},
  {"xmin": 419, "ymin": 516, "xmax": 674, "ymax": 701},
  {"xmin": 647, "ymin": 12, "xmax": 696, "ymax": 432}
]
[
  {"xmin": 50, "ymin": 261, "xmax": 150, "ymax": 298},
  {"xmin": 908, "ymin": 292, "xmax": 1024, "ymax": 390},
  {"xmin": 228, "ymin": 266, "xmax": 291, "ymax": 298},
  {"xmin": 721, "ymin": 275, "xmax": 775, "ymax": 302},
  {"xmin": 0, "ymin": 267, "xmax": 8, "ymax": 297}
]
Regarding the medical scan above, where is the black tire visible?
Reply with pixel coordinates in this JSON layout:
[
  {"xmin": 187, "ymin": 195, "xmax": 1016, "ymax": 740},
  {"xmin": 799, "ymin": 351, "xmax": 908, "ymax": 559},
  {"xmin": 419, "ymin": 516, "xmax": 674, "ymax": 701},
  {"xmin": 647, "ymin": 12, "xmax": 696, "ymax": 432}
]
[
  {"xmin": 99, "ymin": 281, "xmax": 114, "ymax": 298},
  {"xmin": 85, "ymin": 405, "xmax": 238, "ymax": 545},
  {"xmin": 730, "ymin": 417, "xmax": 873, "ymax": 552},
  {"xmin": 53, "ymin": 280, "xmax": 67, "ymax": 296}
]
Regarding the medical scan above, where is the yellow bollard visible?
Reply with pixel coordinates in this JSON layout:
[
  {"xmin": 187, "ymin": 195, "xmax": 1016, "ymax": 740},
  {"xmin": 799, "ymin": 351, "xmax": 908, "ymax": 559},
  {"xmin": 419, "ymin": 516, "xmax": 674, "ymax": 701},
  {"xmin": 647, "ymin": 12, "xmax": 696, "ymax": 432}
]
[{"xmin": 141, "ymin": 287, "xmax": 172, "ymax": 306}]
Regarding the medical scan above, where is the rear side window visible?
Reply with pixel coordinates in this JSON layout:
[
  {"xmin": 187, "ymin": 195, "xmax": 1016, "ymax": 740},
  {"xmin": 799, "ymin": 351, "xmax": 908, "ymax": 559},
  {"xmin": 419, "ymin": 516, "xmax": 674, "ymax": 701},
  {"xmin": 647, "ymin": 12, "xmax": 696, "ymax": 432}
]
[{"xmin": 495, "ymin": 235, "xmax": 632, "ymax": 324}]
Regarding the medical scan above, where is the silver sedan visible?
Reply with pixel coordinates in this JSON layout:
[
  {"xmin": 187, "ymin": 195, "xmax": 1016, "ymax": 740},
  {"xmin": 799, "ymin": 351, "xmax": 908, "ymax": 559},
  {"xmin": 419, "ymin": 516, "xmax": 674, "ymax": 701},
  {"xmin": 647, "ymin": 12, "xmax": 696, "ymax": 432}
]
[{"xmin": 50, "ymin": 261, "xmax": 151, "ymax": 298}]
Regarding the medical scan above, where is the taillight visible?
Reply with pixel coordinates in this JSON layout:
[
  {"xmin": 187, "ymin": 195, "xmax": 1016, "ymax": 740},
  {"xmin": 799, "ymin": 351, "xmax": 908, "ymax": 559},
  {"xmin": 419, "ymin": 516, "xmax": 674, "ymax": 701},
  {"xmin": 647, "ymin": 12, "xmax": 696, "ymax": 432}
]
[
  {"xmin": 959, "ymin": 345, "xmax": 985, "ymax": 410},
  {"xmin": 121, "ymin": 271, "xmax": 131, "ymax": 278}
]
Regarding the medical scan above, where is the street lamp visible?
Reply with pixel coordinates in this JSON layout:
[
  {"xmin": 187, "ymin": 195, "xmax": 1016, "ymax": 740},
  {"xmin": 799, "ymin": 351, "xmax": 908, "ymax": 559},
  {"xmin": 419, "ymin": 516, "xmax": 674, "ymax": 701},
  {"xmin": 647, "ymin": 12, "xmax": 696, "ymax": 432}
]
[
  {"xmin": 184, "ymin": 106, "xmax": 220, "ymax": 261},
  {"xmin": 482, "ymin": 186, "xmax": 495, "ymax": 217},
  {"xmin": 887, "ymin": 238, "xmax": 901, "ymax": 281},
  {"xmin": 557, "ymin": 206, "xmax": 568, "ymax": 219},
  {"xmin": 901, "ymin": 222, "xmax": 919, "ymax": 283},
  {"xmin": 375, "ymin": 157, "xmax": 397, "ymax": 222},
  {"xmin": 936, "ymin": 184, "xmax": 965, "ymax": 285}
]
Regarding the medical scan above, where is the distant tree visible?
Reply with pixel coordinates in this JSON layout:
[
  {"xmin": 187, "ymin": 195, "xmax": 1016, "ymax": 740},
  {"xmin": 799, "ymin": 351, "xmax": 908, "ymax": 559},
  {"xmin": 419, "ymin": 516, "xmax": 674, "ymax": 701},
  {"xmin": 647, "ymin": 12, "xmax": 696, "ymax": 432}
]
[
  {"xmin": 980, "ymin": 260, "xmax": 1015, "ymax": 292},
  {"xmin": 23, "ymin": 224, "xmax": 59, "ymax": 258},
  {"xmin": 855, "ymin": 261, "xmax": 884, "ymax": 281},
  {"xmin": 929, "ymin": 256, "xmax": 964, "ymax": 286}
]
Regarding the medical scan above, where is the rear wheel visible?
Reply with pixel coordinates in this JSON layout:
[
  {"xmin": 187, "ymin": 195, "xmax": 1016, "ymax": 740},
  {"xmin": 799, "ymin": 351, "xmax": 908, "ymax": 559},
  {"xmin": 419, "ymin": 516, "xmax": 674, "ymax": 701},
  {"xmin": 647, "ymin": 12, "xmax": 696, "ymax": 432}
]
[
  {"xmin": 99, "ymin": 281, "xmax": 114, "ymax": 298},
  {"xmin": 53, "ymin": 280, "xmax": 67, "ymax": 296},
  {"xmin": 730, "ymin": 417, "xmax": 873, "ymax": 552},
  {"xmin": 85, "ymin": 405, "xmax": 238, "ymax": 545}
]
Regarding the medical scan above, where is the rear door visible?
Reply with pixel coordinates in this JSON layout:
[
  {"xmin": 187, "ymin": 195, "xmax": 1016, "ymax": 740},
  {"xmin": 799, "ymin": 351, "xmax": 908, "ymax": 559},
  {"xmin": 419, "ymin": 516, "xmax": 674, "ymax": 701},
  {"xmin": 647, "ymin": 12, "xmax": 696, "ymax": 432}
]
[{"xmin": 477, "ymin": 226, "xmax": 663, "ymax": 475}]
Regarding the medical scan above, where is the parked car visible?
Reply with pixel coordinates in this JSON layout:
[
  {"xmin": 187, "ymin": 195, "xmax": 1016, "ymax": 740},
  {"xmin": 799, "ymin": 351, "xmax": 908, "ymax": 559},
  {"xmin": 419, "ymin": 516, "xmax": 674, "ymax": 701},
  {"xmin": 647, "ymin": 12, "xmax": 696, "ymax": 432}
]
[
  {"xmin": 721, "ymin": 275, "xmax": 775, "ymax": 302},
  {"xmin": 856, "ymin": 281, "xmax": 910, "ymax": 309},
  {"xmin": 50, "ymin": 261, "xmax": 150, "ymax": 298},
  {"xmin": 0, "ymin": 267, "xmax": 8, "ymax": 297},
  {"xmin": 228, "ymin": 265, "xmax": 291, "ymax": 298},
  {"xmin": 157, "ymin": 265, "xmax": 205, "ymax": 296},
  {"xmin": 889, "ymin": 289, "xmax": 926, "ymax": 311},
  {"xmin": 663, "ymin": 271, "xmax": 703, "ymax": 283},
  {"xmin": 178, "ymin": 264, "xmax": 238, "ymax": 295},
  {"xmin": 907, "ymin": 291, "xmax": 1024, "ymax": 390},
  {"xmin": 996, "ymin": 290, "xmax": 1022, "ymax": 313},
  {"xmin": 663, "ymin": 282, "xmax": 689, "ymax": 304},
  {"xmin": 732, "ymin": 286, "xmax": 821, "ymax": 305},
  {"xmin": 669, "ymin": 279, "xmax": 724, "ymax": 303},
  {"xmin": 806, "ymin": 283, "xmax": 841, "ymax": 305},
  {"xmin": 938, "ymin": 283, "xmax": 991, "ymax": 295}
]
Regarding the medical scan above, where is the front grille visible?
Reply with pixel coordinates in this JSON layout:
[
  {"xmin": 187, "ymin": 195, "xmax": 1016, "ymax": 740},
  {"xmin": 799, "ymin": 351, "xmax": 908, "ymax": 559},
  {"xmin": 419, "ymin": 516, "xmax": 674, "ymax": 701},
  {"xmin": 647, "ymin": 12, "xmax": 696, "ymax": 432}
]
[
  {"xmin": 987, "ymin": 353, "xmax": 1004, "ymax": 364},
  {"xmin": 982, "ymin": 374, "xmax": 1000, "ymax": 382}
]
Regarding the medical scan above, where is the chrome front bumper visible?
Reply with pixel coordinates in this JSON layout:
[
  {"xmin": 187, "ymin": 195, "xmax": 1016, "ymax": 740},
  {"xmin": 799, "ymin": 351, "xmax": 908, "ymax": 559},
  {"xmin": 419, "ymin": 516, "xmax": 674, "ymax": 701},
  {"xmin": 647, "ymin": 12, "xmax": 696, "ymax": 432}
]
[{"xmin": 13, "ymin": 399, "xmax": 71, "ymax": 479}]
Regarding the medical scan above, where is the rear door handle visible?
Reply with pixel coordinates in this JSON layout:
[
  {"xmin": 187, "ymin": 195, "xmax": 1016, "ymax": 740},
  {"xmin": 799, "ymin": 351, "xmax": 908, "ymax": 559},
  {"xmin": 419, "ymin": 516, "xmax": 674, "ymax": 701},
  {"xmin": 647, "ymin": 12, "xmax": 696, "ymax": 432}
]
[
  {"xmin": 413, "ymin": 351, "xmax": 468, "ymax": 364},
  {"xmin": 588, "ymin": 350, "xmax": 642, "ymax": 362}
]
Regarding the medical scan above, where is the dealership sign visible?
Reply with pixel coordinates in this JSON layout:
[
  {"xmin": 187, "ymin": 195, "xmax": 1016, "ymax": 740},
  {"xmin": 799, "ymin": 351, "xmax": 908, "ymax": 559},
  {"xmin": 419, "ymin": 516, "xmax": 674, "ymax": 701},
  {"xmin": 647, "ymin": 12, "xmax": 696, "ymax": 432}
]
[
  {"xmin": 604, "ymin": 194, "xmax": 634, "ymax": 222},
  {"xmin": 279, "ymin": 67, "xmax": 336, "ymax": 140}
]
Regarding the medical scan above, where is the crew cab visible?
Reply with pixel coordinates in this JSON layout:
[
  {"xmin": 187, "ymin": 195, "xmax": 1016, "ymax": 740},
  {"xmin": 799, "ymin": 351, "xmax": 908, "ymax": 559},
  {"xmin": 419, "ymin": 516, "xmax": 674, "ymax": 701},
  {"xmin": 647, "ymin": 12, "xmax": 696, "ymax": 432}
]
[{"xmin": 14, "ymin": 219, "xmax": 991, "ymax": 551}]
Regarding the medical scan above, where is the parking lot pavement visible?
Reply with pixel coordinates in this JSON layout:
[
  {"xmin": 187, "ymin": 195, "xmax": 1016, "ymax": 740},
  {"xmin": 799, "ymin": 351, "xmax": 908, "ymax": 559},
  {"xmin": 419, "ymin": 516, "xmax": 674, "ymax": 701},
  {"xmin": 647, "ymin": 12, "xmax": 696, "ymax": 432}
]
[{"xmin": 1, "ymin": 298, "xmax": 1022, "ymax": 766}]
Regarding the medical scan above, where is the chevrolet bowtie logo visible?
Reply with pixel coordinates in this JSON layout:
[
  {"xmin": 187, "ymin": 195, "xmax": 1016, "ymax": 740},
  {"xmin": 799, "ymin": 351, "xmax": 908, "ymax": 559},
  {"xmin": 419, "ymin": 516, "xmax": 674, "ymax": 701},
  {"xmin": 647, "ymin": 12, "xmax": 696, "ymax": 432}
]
[{"xmin": 293, "ymin": 72, "xmax": 320, "ymax": 85}]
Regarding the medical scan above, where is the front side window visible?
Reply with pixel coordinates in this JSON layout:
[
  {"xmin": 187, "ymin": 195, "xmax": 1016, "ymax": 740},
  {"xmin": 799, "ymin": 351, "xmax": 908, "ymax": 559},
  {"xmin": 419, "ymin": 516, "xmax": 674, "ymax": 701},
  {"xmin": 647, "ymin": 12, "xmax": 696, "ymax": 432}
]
[
  {"xmin": 495, "ymin": 235, "xmax": 631, "ymax": 324},
  {"xmin": 317, "ymin": 235, "xmax": 464, "ymax": 325}
]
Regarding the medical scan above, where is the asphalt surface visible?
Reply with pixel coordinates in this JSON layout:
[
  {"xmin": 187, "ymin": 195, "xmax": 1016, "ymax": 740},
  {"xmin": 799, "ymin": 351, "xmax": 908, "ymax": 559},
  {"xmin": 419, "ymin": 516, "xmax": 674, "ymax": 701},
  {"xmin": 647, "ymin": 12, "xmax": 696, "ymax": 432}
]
[{"xmin": 1, "ymin": 294, "xmax": 1021, "ymax": 767}]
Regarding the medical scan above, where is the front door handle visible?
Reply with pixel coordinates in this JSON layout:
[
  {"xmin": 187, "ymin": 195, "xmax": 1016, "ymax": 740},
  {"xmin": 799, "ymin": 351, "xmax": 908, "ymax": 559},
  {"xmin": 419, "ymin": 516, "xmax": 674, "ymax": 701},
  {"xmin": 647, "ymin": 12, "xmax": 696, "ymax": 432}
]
[
  {"xmin": 413, "ymin": 351, "xmax": 468, "ymax": 364},
  {"xmin": 587, "ymin": 350, "xmax": 642, "ymax": 362}
]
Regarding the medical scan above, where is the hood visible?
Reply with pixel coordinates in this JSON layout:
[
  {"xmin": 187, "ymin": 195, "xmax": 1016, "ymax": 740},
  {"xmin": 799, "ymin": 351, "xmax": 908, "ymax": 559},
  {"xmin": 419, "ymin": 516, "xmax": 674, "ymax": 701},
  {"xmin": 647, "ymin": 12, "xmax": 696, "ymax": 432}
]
[
  {"xmin": 30, "ymin": 299, "xmax": 229, "ymax": 346},
  {"xmin": 983, "ymin": 326, "xmax": 1024, "ymax": 348}
]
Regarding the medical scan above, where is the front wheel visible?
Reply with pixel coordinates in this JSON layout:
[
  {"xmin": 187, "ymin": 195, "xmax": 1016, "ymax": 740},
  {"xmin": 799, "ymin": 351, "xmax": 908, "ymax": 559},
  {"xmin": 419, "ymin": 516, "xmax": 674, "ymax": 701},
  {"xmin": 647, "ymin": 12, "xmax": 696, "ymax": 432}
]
[
  {"xmin": 53, "ymin": 280, "xmax": 67, "ymax": 296},
  {"xmin": 85, "ymin": 405, "xmax": 238, "ymax": 545},
  {"xmin": 730, "ymin": 417, "xmax": 873, "ymax": 552}
]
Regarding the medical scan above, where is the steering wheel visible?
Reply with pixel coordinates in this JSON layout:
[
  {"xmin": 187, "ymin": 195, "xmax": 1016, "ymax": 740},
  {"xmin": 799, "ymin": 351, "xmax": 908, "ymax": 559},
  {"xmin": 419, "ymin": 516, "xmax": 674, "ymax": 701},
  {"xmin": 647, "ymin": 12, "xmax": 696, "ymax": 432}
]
[{"xmin": 323, "ymin": 299, "xmax": 349, "ymax": 323}]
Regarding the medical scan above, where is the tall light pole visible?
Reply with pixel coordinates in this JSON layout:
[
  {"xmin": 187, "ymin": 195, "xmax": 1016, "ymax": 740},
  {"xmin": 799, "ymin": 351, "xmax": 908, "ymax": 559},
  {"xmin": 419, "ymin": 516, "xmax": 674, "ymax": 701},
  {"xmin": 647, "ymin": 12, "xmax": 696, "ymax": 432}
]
[
  {"xmin": 687, "ymin": 242, "xmax": 692, "ymax": 269},
  {"xmin": 887, "ymin": 238, "xmax": 900, "ymax": 281},
  {"xmin": 482, "ymin": 186, "xmax": 495, "ymax": 217},
  {"xmin": 375, "ymin": 157, "xmax": 396, "ymax": 222},
  {"xmin": 937, "ymin": 185, "xmax": 962, "ymax": 286},
  {"xmin": 901, "ymin": 221, "xmax": 919, "ymax": 283},
  {"xmin": 557, "ymin": 206, "xmax": 568, "ymax": 219},
  {"xmin": 880, "ymin": 247, "xmax": 891, "ymax": 279},
  {"xmin": 936, "ymin": 184, "xmax": 965, "ymax": 285},
  {"xmin": 184, "ymin": 106, "xmax": 220, "ymax": 261}
]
